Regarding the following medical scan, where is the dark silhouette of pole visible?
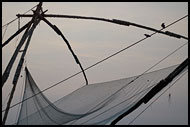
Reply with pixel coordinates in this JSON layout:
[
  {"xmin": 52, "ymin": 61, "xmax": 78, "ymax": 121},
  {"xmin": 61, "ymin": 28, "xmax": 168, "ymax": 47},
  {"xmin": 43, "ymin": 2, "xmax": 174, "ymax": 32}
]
[
  {"xmin": 2, "ymin": 2, "xmax": 43, "ymax": 88},
  {"xmin": 2, "ymin": 2, "xmax": 43, "ymax": 125},
  {"xmin": 17, "ymin": 14, "xmax": 188, "ymax": 40},
  {"xmin": 2, "ymin": 21, "xmax": 32, "ymax": 88},
  {"xmin": 35, "ymin": 12, "xmax": 88, "ymax": 85},
  {"xmin": 13, "ymin": 9, "xmax": 48, "ymax": 86},
  {"xmin": 2, "ymin": 21, "xmax": 32, "ymax": 48}
]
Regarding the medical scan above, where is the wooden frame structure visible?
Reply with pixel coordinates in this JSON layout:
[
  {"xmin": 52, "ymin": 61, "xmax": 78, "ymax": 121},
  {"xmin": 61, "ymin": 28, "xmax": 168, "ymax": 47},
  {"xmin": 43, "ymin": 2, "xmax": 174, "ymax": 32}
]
[{"xmin": 2, "ymin": 2, "xmax": 188, "ymax": 125}]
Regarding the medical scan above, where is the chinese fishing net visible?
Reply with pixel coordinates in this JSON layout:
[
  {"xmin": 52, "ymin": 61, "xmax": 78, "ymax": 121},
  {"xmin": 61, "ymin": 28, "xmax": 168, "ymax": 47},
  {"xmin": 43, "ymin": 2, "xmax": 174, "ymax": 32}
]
[{"xmin": 16, "ymin": 64, "xmax": 187, "ymax": 125}]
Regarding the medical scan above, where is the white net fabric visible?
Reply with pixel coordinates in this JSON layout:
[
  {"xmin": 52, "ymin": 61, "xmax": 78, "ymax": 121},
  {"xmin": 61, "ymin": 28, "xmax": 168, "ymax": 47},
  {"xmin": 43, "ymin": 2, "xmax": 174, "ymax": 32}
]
[{"xmin": 17, "ymin": 65, "xmax": 180, "ymax": 125}]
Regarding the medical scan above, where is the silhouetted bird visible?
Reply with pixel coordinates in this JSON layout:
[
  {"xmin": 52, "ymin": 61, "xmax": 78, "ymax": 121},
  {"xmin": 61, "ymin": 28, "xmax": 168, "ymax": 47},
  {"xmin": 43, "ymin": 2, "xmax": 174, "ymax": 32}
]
[
  {"xmin": 161, "ymin": 23, "xmax": 166, "ymax": 29},
  {"xmin": 144, "ymin": 34, "xmax": 151, "ymax": 38}
]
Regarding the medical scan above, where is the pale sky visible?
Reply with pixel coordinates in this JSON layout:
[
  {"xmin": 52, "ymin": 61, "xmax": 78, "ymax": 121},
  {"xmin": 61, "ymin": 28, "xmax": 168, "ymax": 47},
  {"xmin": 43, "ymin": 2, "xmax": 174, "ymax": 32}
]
[{"xmin": 2, "ymin": 2, "xmax": 188, "ymax": 125}]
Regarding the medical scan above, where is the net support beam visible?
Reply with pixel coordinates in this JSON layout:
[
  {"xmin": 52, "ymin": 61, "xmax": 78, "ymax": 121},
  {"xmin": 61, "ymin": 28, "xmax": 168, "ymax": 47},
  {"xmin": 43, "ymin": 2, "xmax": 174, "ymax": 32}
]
[
  {"xmin": 16, "ymin": 14, "xmax": 188, "ymax": 40},
  {"xmin": 34, "ymin": 12, "xmax": 88, "ymax": 85}
]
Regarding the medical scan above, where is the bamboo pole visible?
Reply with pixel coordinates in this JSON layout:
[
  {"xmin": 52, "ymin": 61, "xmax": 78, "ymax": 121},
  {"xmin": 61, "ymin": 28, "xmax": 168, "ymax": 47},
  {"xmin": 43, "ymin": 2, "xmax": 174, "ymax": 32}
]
[
  {"xmin": 2, "ymin": 21, "xmax": 32, "ymax": 48},
  {"xmin": 2, "ymin": 2, "xmax": 43, "ymax": 125},
  {"xmin": 13, "ymin": 8, "xmax": 49, "ymax": 86},
  {"xmin": 16, "ymin": 14, "xmax": 188, "ymax": 40},
  {"xmin": 35, "ymin": 12, "xmax": 88, "ymax": 85},
  {"xmin": 2, "ymin": 21, "xmax": 33, "ymax": 88},
  {"xmin": 2, "ymin": 3, "xmax": 42, "ymax": 88}
]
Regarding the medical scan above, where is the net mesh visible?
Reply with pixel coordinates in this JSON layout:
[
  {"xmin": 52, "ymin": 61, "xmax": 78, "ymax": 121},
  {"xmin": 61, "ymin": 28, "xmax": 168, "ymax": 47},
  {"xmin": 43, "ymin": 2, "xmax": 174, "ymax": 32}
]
[{"xmin": 17, "ymin": 65, "xmax": 180, "ymax": 125}]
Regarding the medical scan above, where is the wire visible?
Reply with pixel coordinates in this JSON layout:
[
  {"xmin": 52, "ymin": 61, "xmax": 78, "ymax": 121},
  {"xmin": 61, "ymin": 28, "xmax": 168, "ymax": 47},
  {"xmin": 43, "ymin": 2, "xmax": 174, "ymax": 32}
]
[
  {"xmin": 1, "ymin": 13, "xmax": 187, "ymax": 113},
  {"xmin": 15, "ymin": 18, "xmax": 20, "ymax": 48},
  {"xmin": 128, "ymin": 70, "xmax": 188, "ymax": 125}
]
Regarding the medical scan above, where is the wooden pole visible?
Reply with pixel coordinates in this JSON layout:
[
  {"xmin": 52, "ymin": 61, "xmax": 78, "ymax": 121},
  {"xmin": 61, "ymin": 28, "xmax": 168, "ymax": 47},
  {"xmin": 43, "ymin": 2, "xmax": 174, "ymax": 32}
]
[
  {"xmin": 16, "ymin": 14, "xmax": 188, "ymax": 40},
  {"xmin": 2, "ymin": 2, "xmax": 43, "ymax": 125},
  {"xmin": 2, "ymin": 20, "xmax": 33, "ymax": 87},
  {"xmin": 35, "ymin": 13, "xmax": 88, "ymax": 85},
  {"xmin": 2, "ymin": 21, "xmax": 32, "ymax": 48},
  {"xmin": 12, "ymin": 5, "xmax": 46, "ymax": 86},
  {"xmin": 2, "ymin": 2, "xmax": 43, "ymax": 88},
  {"xmin": 13, "ymin": 18, "xmax": 41, "ymax": 85}
]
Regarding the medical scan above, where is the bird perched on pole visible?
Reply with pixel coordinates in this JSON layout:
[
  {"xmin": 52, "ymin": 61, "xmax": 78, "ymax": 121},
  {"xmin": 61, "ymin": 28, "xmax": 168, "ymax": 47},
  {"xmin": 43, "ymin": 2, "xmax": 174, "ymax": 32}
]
[{"xmin": 161, "ymin": 23, "xmax": 166, "ymax": 29}]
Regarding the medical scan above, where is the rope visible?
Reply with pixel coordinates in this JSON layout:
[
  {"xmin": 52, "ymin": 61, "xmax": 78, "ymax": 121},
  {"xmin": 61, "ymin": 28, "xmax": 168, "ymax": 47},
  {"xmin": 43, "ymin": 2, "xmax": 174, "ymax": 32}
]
[
  {"xmin": 18, "ymin": 17, "xmax": 20, "ymax": 30},
  {"xmin": 2, "ymin": 25, "xmax": 8, "ymax": 41},
  {"xmin": 15, "ymin": 18, "xmax": 20, "ymax": 48}
]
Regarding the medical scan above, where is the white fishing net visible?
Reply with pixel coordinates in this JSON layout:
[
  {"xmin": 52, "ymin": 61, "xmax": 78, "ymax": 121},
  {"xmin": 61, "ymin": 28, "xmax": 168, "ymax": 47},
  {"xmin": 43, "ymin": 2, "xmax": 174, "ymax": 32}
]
[{"xmin": 16, "ymin": 65, "xmax": 180, "ymax": 125}]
